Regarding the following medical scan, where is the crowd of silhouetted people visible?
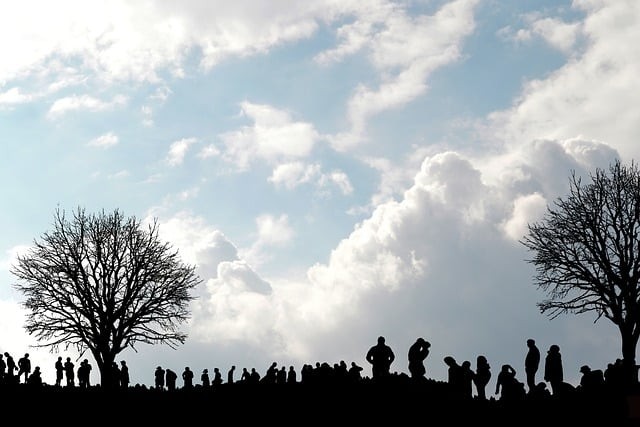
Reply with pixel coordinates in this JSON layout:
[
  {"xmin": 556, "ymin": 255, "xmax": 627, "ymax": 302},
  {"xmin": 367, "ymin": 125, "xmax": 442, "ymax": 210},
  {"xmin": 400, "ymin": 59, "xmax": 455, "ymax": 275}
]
[
  {"xmin": 1, "ymin": 336, "xmax": 638, "ymax": 424},
  {"xmin": 0, "ymin": 336, "xmax": 635, "ymax": 401}
]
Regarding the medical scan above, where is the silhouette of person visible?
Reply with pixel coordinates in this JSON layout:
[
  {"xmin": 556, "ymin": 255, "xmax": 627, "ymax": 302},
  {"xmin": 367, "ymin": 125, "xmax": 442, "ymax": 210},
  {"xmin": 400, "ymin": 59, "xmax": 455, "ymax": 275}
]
[
  {"xmin": 155, "ymin": 366, "xmax": 165, "ymax": 390},
  {"xmin": 473, "ymin": 355, "xmax": 491, "ymax": 400},
  {"xmin": 366, "ymin": 336, "xmax": 395, "ymax": 380},
  {"xmin": 348, "ymin": 362, "xmax": 363, "ymax": 383},
  {"xmin": 578, "ymin": 364, "xmax": 604, "ymax": 395},
  {"xmin": 4, "ymin": 352, "xmax": 16, "ymax": 383},
  {"xmin": 212, "ymin": 367, "xmax": 222, "ymax": 387},
  {"xmin": 55, "ymin": 356, "xmax": 64, "ymax": 386},
  {"xmin": 78, "ymin": 359, "xmax": 91, "ymax": 388},
  {"xmin": 64, "ymin": 357, "xmax": 75, "ymax": 387},
  {"xmin": 460, "ymin": 360, "xmax": 474, "ymax": 399},
  {"xmin": 17, "ymin": 353, "xmax": 31, "ymax": 384},
  {"xmin": 495, "ymin": 364, "xmax": 522, "ymax": 401},
  {"xmin": 120, "ymin": 361, "xmax": 129, "ymax": 389},
  {"xmin": 287, "ymin": 366, "xmax": 297, "ymax": 384},
  {"xmin": 525, "ymin": 338, "xmax": 540, "ymax": 392},
  {"xmin": 264, "ymin": 362, "xmax": 278, "ymax": 384},
  {"xmin": 0, "ymin": 354, "xmax": 5, "ymax": 383},
  {"xmin": 227, "ymin": 366, "xmax": 236, "ymax": 385},
  {"xmin": 27, "ymin": 366, "xmax": 42, "ymax": 386},
  {"xmin": 182, "ymin": 367, "xmax": 194, "ymax": 389},
  {"xmin": 544, "ymin": 344, "xmax": 563, "ymax": 396},
  {"xmin": 240, "ymin": 367, "xmax": 250, "ymax": 383},
  {"xmin": 407, "ymin": 338, "xmax": 430, "ymax": 380},
  {"xmin": 444, "ymin": 356, "xmax": 463, "ymax": 398},
  {"xmin": 201, "ymin": 369, "xmax": 210, "ymax": 387},
  {"xmin": 166, "ymin": 368, "xmax": 177, "ymax": 391},
  {"xmin": 249, "ymin": 367, "xmax": 261, "ymax": 384}
]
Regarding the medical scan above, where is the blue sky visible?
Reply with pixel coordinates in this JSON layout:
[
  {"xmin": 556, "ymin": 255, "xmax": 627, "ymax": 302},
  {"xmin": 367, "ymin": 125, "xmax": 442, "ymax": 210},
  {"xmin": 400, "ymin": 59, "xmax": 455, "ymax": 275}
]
[{"xmin": 0, "ymin": 0, "xmax": 637, "ymax": 389}]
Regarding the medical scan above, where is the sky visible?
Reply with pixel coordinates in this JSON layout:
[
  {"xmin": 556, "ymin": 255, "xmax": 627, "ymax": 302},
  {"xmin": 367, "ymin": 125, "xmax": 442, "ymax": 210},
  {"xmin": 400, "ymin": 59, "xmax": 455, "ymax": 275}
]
[{"xmin": 0, "ymin": 0, "xmax": 637, "ymax": 390}]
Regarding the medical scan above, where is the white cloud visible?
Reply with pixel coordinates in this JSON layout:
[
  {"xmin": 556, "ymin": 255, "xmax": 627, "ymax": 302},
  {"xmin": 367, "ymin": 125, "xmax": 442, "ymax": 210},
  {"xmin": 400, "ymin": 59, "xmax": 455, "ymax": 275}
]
[
  {"xmin": 47, "ymin": 94, "xmax": 127, "ymax": 119},
  {"xmin": 255, "ymin": 214, "xmax": 294, "ymax": 247},
  {"xmin": 0, "ymin": 1, "xmax": 324, "ymax": 85},
  {"xmin": 269, "ymin": 162, "xmax": 320, "ymax": 189},
  {"xmin": 179, "ymin": 138, "xmax": 619, "ymax": 381},
  {"xmin": 502, "ymin": 193, "xmax": 547, "ymax": 241},
  {"xmin": 319, "ymin": 171, "xmax": 353, "ymax": 195},
  {"xmin": 325, "ymin": 0, "xmax": 479, "ymax": 150},
  {"xmin": 487, "ymin": 1, "xmax": 640, "ymax": 162},
  {"xmin": 167, "ymin": 137, "xmax": 199, "ymax": 167},
  {"xmin": 221, "ymin": 102, "xmax": 319, "ymax": 170},
  {"xmin": 268, "ymin": 161, "xmax": 353, "ymax": 196},
  {"xmin": 0, "ymin": 87, "xmax": 33, "ymax": 106},
  {"xmin": 0, "ymin": 245, "xmax": 30, "ymax": 271},
  {"xmin": 198, "ymin": 144, "xmax": 220, "ymax": 159},
  {"xmin": 87, "ymin": 132, "xmax": 119, "ymax": 148}
]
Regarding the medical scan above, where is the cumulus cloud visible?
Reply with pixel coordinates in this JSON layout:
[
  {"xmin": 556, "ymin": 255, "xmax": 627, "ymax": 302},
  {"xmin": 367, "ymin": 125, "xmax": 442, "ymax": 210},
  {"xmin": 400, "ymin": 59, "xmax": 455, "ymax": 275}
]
[
  {"xmin": 221, "ymin": 102, "xmax": 319, "ymax": 170},
  {"xmin": 87, "ymin": 132, "xmax": 119, "ymax": 148},
  {"xmin": 170, "ymin": 138, "xmax": 619, "ymax": 381},
  {"xmin": 487, "ymin": 1, "xmax": 640, "ymax": 162},
  {"xmin": 167, "ymin": 138, "xmax": 199, "ymax": 167},
  {"xmin": 47, "ymin": 94, "xmax": 127, "ymax": 119}
]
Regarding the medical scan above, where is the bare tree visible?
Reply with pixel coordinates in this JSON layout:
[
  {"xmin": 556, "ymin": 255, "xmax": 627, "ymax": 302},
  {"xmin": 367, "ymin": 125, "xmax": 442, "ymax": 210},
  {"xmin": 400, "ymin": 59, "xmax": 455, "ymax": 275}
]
[
  {"xmin": 12, "ymin": 207, "xmax": 202, "ymax": 387},
  {"xmin": 521, "ymin": 159, "xmax": 640, "ymax": 388}
]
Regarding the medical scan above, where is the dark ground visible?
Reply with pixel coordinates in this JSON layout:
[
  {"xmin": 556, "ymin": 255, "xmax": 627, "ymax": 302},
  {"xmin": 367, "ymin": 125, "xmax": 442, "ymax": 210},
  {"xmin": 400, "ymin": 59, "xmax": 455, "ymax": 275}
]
[{"xmin": 3, "ymin": 381, "xmax": 639, "ymax": 426}]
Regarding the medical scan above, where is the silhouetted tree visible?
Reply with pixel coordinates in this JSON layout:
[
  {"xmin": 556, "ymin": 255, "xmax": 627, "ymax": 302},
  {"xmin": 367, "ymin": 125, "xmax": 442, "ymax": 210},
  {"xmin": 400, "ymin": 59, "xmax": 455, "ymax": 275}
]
[
  {"xmin": 521, "ymin": 160, "xmax": 640, "ymax": 388},
  {"xmin": 11, "ymin": 207, "xmax": 202, "ymax": 388}
]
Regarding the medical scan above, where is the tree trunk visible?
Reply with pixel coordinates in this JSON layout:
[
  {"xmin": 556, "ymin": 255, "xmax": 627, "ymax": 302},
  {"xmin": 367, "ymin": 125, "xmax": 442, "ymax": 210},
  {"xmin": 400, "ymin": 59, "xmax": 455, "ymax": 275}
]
[{"xmin": 621, "ymin": 329, "xmax": 639, "ymax": 390}]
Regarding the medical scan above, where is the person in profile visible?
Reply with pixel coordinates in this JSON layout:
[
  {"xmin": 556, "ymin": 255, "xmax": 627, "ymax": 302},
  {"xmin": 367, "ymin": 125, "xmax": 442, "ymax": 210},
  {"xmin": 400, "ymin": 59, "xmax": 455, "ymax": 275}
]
[
  {"xmin": 544, "ymin": 344, "xmax": 563, "ymax": 396},
  {"xmin": 55, "ymin": 356, "xmax": 64, "ymax": 387},
  {"xmin": 473, "ymin": 355, "xmax": 491, "ymax": 400},
  {"xmin": 212, "ymin": 367, "xmax": 222, "ymax": 387},
  {"xmin": 366, "ymin": 336, "xmax": 395, "ymax": 381},
  {"xmin": 4, "ymin": 352, "xmax": 16, "ymax": 383},
  {"xmin": 407, "ymin": 338, "xmax": 430, "ymax": 380},
  {"xmin": 444, "ymin": 356, "xmax": 465, "ymax": 396},
  {"xmin": 16, "ymin": 353, "xmax": 31, "ymax": 384},
  {"xmin": 525, "ymin": 338, "xmax": 541, "ymax": 393},
  {"xmin": 227, "ymin": 365, "xmax": 236, "ymax": 385},
  {"xmin": 155, "ymin": 366, "xmax": 165, "ymax": 390}
]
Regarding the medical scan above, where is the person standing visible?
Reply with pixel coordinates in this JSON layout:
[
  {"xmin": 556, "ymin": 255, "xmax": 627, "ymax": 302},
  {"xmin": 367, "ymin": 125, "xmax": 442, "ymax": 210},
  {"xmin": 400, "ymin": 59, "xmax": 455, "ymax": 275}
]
[
  {"xmin": 55, "ymin": 356, "xmax": 64, "ymax": 386},
  {"xmin": 4, "ymin": 353, "xmax": 16, "ymax": 383},
  {"xmin": 407, "ymin": 338, "xmax": 431, "ymax": 380},
  {"xmin": 544, "ymin": 344, "xmax": 563, "ymax": 396},
  {"xmin": 120, "ymin": 361, "xmax": 130, "ymax": 389},
  {"xmin": 366, "ymin": 336, "xmax": 395, "ymax": 381},
  {"xmin": 64, "ymin": 357, "xmax": 75, "ymax": 387},
  {"xmin": 525, "ymin": 338, "xmax": 541, "ymax": 393},
  {"xmin": 17, "ymin": 353, "xmax": 31, "ymax": 384},
  {"xmin": 154, "ymin": 366, "xmax": 165, "ymax": 390},
  {"xmin": 227, "ymin": 365, "xmax": 236, "ymax": 385},
  {"xmin": 473, "ymin": 355, "xmax": 491, "ymax": 400}
]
